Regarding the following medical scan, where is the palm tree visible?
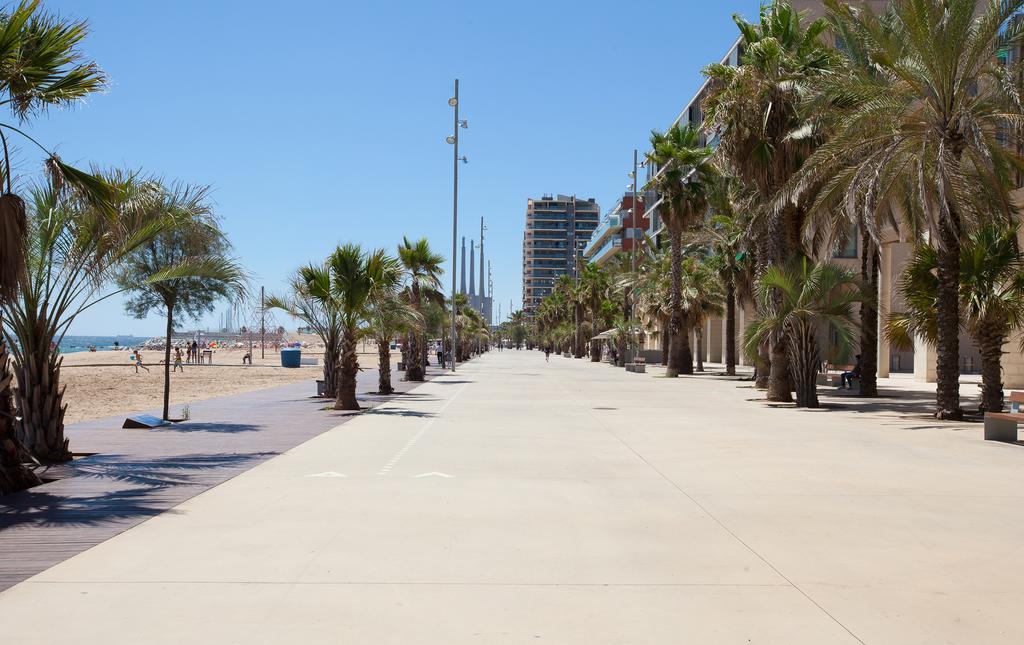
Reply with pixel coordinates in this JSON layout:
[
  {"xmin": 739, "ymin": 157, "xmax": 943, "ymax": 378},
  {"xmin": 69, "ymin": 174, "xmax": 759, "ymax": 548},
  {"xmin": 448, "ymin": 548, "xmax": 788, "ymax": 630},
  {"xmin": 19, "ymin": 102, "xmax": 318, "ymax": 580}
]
[
  {"xmin": 702, "ymin": 0, "xmax": 833, "ymax": 400},
  {"xmin": 367, "ymin": 295, "xmax": 421, "ymax": 394},
  {"xmin": 679, "ymin": 255, "xmax": 725, "ymax": 372},
  {"xmin": 267, "ymin": 264, "xmax": 342, "ymax": 398},
  {"xmin": 0, "ymin": 0, "xmax": 108, "ymax": 492},
  {"xmin": 579, "ymin": 264, "xmax": 612, "ymax": 361},
  {"xmin": 789, "ymin": 0, "xmax": 1024, "ymax": 418},
  {"xmin": 627, "ymin": 241, "xmax": 673, "ymax": 366},
  {"xmin": 328, "ymin": 244, "xmax": 399, "ymax": 411},
  {"xmin": 397, "ymin": 237, "xmax": 444, "ymax": 381},
  {"xmin": 745, "ymin": 258, "xmax": 863, "ymax": 408},
  {"xmin": 118, "ymin": 183, "xmax": 248, "ymax": 420},
  {"xmin": 704, "ymin": 176, "xmax": 756, "ymax": 376},
  {"xmin": 3, "ymin": 175, "xmax": 176, "ymax": 462},
  {"xmin": 365, "ymin": 260, "xmax": 419, "ymax": 395},
  {"xmin": 887, "ymin": 226, "xmax": 1024, "ymax": 413},
  {"xmin": 645, "ymin": 124, "xmax": 716, "ymax": 377}
]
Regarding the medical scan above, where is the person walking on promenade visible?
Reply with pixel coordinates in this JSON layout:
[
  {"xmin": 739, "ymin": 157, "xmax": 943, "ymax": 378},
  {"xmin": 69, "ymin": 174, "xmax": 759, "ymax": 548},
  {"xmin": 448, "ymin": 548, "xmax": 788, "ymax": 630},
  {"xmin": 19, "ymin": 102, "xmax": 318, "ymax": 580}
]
[{"xmin": 545, "ymin": 346, "xmax": 551, "ymax": 362}]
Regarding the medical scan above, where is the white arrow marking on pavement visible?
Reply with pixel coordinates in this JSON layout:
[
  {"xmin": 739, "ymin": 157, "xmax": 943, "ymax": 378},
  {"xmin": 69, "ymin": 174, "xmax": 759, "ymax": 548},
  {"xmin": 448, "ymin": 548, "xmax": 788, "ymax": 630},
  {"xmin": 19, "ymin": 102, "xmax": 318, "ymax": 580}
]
[
  {"xmin": 413, "ymin": 472, "xmax": 453, "ymax": 478},
  {"xmin": 307, "ymin": 471, "xmax": 347, "ymax": 478}
]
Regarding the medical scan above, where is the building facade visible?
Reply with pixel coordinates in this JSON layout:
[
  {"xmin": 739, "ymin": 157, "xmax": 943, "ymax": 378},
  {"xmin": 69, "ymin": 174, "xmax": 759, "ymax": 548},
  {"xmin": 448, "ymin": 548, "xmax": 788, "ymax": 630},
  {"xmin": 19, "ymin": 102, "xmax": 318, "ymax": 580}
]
[
  {"xmin": 522, "ymin": 194, "xmax": 600, "ymax": 316},
  {"xmin": 582, "ymin": 192, "xmax": 649, "ymax": 267}
]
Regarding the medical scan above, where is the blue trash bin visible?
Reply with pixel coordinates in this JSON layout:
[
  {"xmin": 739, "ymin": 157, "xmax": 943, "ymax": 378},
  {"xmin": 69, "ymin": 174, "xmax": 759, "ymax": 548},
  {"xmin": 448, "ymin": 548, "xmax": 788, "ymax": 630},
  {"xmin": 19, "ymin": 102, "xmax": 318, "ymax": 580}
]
[{"xmin": 280, "ymin": 347, "xmax": 301, "ymax": 368}]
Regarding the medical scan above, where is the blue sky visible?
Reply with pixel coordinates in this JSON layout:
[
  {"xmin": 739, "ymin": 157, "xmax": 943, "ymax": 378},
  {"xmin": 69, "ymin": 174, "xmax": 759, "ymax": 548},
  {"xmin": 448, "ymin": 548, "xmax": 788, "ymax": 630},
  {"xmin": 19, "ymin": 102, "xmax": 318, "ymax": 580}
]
[{"xmin": 31, "ymin": 0, "xmax": 761, "ymax": 336}]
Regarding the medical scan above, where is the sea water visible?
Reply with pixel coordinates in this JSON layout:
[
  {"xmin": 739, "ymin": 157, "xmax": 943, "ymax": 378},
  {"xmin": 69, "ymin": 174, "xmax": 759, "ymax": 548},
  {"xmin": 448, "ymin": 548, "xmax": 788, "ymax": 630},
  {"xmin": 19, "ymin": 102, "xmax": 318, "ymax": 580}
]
[{"xmin": 58, "ymin": 335, "xmax": 145, "ymax": 354}]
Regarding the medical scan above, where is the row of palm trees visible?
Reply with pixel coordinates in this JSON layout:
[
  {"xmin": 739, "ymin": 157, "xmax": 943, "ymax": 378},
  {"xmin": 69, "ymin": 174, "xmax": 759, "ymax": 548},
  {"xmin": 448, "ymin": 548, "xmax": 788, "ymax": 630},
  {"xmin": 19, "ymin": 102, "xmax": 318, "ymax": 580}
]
[
  {"xmin": 270, "ymin": 238, "xmax": 489, "ymax": 412},
  {"xmin": 532, "ymin": 0, "xmax": 1024, "ymax": 419},
  {"xmin": 0, "ymin": 1, "xmax": 248, "ymax": 494}
]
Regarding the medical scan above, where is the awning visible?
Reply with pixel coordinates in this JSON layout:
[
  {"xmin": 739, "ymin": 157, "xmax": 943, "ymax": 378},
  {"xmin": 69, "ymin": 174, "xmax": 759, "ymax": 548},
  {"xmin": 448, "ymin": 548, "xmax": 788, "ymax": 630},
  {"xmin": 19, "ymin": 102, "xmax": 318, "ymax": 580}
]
[{"xmin": 591, "ymin": 329, "xmax": 615, "ymax": 341}]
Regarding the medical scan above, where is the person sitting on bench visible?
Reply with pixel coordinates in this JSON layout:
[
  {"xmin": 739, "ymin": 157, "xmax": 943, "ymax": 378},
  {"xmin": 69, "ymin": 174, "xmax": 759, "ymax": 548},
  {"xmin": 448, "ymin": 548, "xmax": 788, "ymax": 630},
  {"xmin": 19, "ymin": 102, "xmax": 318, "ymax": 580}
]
[{"xmin": 840, "ymin": 354, "xmax": 862, "ymax": 390}]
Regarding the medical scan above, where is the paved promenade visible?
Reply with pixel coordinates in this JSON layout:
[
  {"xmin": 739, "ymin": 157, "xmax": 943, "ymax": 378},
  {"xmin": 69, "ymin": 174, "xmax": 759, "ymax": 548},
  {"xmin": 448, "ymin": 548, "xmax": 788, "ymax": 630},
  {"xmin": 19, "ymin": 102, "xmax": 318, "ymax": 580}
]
[
  {"xmin": 2, "ymin": 351, "xmax": 1023, "ymax": 644},
  {"xmin": 0, "ymin": 367, "xmax": 395, "ymax": 591}
]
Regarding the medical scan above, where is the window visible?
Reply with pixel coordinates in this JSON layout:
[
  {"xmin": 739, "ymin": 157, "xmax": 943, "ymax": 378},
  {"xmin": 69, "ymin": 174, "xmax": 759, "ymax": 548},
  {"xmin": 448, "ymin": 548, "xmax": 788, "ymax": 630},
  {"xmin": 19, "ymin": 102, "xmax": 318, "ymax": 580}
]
[{"xmin": 835, "ymin": 231, "xmax": 858, "ymax": 259}]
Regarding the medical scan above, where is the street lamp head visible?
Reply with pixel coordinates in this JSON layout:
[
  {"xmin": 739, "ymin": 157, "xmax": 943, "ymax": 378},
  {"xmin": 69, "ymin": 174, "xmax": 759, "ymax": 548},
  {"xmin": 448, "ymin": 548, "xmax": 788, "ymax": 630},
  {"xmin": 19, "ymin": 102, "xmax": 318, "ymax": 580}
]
[
  {"xmin": 628, "ymin": 171, "xmax": 636, "ymax": 179},
  {"xmin": 446, "ymin": 135, "xmax": 456, "ymax": 145},
  {"xmin": 448, "ymin": 97, "xmax": 458, "ymax": 107},
  {"xmin": 459, "ymin": 156, "xmax": 468, "ymax": 164}
]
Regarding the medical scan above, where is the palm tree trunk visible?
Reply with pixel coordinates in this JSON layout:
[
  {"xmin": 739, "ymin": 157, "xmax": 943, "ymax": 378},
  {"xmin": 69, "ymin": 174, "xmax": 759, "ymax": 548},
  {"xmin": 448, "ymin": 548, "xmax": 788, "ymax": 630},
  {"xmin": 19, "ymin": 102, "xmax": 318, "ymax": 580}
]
[
  {"xmin": 377, "ymin": 338, "xmax": 393, "ymax": 395},
  {"xmin": 0, "ymin": 333, "xmax": 39, "ymax": 495},
  {"xmin": 754, "ymin": 235, "xmax": 771, "ymax": 390},
  {"xmin": 695, "ymin": 326, "xmax": 704, "ymax": 372},
  {"xmin": 976, "ymin": 320, "xmax": 1006, "ymax": 413},
  {"xmin": 667, "ymin": 227, "xmax": 692, "ymax": 377},
  {"xmin": 14, "ymin": 338, "xmax": 70, "ymax": 463},
  {"xmin": 591, "ymin": 295, "xmax": 600, "ymax": 362},
  {"xmin": 574, "ymin": 303, "xmax": 584, "ymax": 358},
  {"xmin": 767, "ymin": 336, "xmax": 792, "ymax": 402},
  {"xmin": 406, "ymin": 284, "xmax": 424, "ymax": 381},
  {"xmin": 858, "ymin": 231, "xmax": 880, "ymax": 397},
  {"xmin": 935, "ymin": 221, "xmax": 962, "ymax": 419},
  {"xmin": 162, "ymin": 303, "xmax": 173, "ymax": 421},
  {"xmin": 661, "ymin": 323, "xmax": 669, "ymax": 367},
  {"xmin": 322, "ymin": 333, "xmax": 339, "ymax": 398},
  {"xmin": 789, "ymin": 322, "xmax": 819, "ymax": 408},
  {"xmin": 725, "ymin": 282, "xmax": 736, "ymax": 376},
  {"xmin": 333, "ymin": 329, "xmax": 360, "ymax": 411}
]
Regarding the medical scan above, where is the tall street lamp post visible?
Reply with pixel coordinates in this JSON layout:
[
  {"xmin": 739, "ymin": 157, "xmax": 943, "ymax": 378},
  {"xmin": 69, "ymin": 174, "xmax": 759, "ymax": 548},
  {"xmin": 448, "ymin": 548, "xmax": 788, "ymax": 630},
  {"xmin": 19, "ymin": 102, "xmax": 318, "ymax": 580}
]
[
  {"xmin": 627, "ymin": 150, "xmax": 648, "ymax": 366},
  {"xmin": 447, "ymin": 80, "xmax": 467, "ymax": 371}
]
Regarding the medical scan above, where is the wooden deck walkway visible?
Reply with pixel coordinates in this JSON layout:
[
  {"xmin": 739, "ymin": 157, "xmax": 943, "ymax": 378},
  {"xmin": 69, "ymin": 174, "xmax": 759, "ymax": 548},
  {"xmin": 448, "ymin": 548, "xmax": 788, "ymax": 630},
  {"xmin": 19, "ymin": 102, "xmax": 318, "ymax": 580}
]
[{"xmin": 0, "ymin": 366, "xmax": 430, "ymax": 592}]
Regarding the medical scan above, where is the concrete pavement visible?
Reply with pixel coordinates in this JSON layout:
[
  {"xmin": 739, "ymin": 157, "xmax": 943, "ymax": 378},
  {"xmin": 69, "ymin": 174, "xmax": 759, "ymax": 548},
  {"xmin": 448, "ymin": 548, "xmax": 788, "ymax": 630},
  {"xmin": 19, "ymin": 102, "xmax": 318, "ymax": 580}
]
[{"xmin": 2, "ymin": 350, "xmax": 1023, "ymax": 643}]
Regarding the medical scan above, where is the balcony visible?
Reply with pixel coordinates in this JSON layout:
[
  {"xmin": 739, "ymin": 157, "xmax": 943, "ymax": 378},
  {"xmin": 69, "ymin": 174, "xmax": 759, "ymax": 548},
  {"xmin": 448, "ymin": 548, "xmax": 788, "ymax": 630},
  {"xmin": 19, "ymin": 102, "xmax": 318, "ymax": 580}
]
[
  {"xmin": 586, "ymin": 236, "xmax": 622, "ymax": 266},
  {"xmin": 582, "ymin": 213, "xmax": 622, "ymax": 259}
]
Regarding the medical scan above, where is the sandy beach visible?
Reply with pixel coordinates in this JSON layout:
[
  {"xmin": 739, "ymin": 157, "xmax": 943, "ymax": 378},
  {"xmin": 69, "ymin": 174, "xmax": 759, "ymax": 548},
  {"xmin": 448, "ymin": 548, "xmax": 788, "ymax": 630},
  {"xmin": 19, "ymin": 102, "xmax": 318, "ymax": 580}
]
[{"xmin": 56, "ymin": 342, "xmax": 400, "ymax": 424}]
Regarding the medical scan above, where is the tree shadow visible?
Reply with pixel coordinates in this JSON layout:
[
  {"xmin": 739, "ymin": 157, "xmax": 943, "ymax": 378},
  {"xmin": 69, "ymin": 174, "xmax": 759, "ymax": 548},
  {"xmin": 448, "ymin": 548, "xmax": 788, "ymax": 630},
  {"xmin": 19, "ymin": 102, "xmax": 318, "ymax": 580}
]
[
  {"xmin": 817, "ymin": 387, "xmax": 983, "ymax": 418},
  {"xmin": 0, "ymin": 488, "xmax": 173, "ymax": 530},
  {"xmin": 1, "ymin": 452, "xmax": 272, "ymax": 529},
  {"xmin": 364, "ymin": 409, "xmax": 435, "ymax": 418},
  {"xmin": 63, "ymin": 452, "xmax": 274, "ymax": 489},
  {"xmin": 155, "ymin": 422, "xmax": 263, "ymax": 434}
]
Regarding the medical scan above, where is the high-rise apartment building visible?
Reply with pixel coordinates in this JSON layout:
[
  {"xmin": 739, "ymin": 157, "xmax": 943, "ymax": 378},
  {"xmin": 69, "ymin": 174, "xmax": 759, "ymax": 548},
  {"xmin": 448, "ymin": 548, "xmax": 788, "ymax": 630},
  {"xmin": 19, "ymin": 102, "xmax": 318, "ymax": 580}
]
[{"xmin": 522, "ymin": 194, "xmax": 600, "ymax": 316}]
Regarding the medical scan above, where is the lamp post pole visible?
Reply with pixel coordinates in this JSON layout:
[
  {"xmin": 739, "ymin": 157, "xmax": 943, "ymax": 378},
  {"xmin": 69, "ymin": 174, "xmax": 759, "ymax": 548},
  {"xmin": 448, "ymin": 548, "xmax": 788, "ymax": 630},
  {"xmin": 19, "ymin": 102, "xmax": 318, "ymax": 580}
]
[
  {"xmin": 630, "ymin": 149, "xmax": 639, "ymax": 363},
  {"xmin": 447, "ymin": 80, "xmax": 467, "ymax": 372}
]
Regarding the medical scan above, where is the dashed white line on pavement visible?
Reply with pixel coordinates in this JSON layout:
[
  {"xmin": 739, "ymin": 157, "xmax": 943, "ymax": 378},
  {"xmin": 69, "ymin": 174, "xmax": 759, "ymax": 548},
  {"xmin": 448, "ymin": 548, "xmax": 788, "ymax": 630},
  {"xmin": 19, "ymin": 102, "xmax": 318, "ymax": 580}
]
[{"xmin": 376, "ymin": 380, "xmax": 471, "ymax": 476}]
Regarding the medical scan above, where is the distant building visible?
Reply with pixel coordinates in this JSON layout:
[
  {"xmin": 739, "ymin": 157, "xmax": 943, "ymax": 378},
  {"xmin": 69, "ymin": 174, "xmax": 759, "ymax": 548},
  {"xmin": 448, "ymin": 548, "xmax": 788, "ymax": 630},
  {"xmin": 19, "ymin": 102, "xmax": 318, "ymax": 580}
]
[
  {"xmin": 522, "ymin": 194, "xmax": 600, "ymax": 316},
  {"xmin": 459, "ymin": 217, "xmax": 493, "ymax": 326}
]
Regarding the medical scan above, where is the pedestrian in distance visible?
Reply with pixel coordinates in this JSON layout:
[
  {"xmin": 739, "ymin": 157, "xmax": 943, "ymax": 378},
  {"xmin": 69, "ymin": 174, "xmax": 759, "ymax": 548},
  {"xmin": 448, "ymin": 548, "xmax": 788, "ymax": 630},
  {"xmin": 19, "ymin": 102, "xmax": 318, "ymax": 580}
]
[
  {"xmin": 133, "ymin": 349, "xmax": 150, "ymax": 374},
  {"xmin": 545, "ymin": 346, "xmax": 551, "ymax": 362},
  {"xmin": 173, "ymin": 347, "xmax": 184, "ymax": 373},
  {"xmin": 840, "ymin": 354, "xmax": 862, "ymax": 390}
]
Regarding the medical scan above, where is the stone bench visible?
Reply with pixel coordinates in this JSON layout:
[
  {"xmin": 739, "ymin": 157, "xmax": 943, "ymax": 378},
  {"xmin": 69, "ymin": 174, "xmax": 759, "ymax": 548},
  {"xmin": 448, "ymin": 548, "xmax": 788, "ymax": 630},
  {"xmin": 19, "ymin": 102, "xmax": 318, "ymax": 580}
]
[
  {"xmin": 984, "ymin": 412, "xmax": 1024, "ymax": 442},
  {"xmin": 626, "ymin": 358, "xmax": 646, "ymax": 373}
]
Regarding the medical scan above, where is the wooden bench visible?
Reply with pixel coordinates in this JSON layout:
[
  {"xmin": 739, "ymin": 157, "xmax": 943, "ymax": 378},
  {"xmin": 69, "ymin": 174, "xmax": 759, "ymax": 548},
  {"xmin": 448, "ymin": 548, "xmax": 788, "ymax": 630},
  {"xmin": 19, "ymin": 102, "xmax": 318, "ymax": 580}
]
[{"xmin": 984, "ymin": 412, "xmax": 1024, "ymax": 442}]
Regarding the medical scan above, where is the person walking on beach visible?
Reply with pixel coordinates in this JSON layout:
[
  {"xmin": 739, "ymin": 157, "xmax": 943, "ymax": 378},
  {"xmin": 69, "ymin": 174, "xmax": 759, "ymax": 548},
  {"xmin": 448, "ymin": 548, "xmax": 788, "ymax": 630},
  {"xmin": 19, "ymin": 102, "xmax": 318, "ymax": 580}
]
[
  {"xmin": 173, "ymin": 347, "xmax": 184, "ymax": 373},
  {"xmin": 133, "ymin": 349, "xmax": 150, "ymax": 374},
  {"xmin": 544, "ymin": 346, "xmax": 551, "ymax": 362}
]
